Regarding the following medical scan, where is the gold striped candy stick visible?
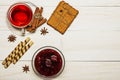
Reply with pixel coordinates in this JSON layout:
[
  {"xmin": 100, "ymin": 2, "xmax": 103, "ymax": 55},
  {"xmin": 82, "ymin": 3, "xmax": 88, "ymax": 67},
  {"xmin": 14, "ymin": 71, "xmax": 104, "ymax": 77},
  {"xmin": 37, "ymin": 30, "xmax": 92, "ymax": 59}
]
[
  {"xmin": 4, "ymin": 60, "xmax": 12, "ymax": 69},
  {"xmin": 10, "ymin": 37, "xmax": 30, "ymax": 60},
  {"xmin": 3, "ymin": 42, "xmax": 23, "ymax": 69},
  {"xmin": 3, "ymin": 37, "xmax": 31, "ymax": 68},
  {"xmin": 7, "ymin": 42, "xmax": 23, "ymax": 61},
  {"xmin": 13, "ymin": 41, "xmax": 34, "ymax": 64},
  {"xmin": 2, "ymin": 41, "xmax": 23, "ymax": 65},
  {"xmin": 4, "ymin": 49, "xmax": 24, "ymax": 68}
]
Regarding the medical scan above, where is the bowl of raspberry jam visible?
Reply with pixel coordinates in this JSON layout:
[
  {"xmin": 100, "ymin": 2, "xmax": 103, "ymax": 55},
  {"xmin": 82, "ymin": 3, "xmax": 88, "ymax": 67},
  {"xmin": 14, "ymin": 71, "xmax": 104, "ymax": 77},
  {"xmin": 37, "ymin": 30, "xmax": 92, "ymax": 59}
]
[{"xmin": 32, "ymin": 46, "xmax": 65, "ymax": 78}]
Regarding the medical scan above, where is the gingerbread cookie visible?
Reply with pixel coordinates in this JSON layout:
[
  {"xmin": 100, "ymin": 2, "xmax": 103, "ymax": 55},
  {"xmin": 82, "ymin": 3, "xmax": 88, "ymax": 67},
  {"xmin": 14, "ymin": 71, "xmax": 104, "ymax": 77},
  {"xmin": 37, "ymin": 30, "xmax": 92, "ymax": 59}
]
[{"xmin": 47, "ymin": 1, "xmax": 79, "ymax": 34}]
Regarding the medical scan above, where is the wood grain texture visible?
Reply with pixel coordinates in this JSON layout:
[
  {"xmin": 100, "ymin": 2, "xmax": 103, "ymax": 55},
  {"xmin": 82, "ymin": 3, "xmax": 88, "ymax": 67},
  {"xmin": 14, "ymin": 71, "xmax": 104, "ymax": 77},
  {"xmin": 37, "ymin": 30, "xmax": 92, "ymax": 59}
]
[
  {"xmin": 1, "ymin": 0, "xmax": 120, "ymax": 79},
  {"xmin": 1, "ymin": 30, "xmax": 120, "ymax": 61},
  {"xmin": 1, "ymin": 6, "xmax": 120, "ymax": 31},
  {"xmin": 1, "ymin": 0, "xmax": 120, "ymax": 7},
  {"xmin": 1, "ymin": 61, "xmax": 120, "ymax": 80}
]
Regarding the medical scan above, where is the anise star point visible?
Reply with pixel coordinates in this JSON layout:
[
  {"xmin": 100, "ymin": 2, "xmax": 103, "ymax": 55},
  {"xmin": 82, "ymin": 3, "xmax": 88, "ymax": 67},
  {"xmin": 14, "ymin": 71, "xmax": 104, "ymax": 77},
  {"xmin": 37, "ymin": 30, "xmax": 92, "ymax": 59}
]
[
  {"xmin": 8, "ymin": 34, "xmax": 16, "ymax": 42},
  {"xmin": 40, "ymin": 27, "xmax": 48, "ymax": 35},
  {"xmin": 22, "ymin": 65, "xmax": 30, "ymax": 73}
]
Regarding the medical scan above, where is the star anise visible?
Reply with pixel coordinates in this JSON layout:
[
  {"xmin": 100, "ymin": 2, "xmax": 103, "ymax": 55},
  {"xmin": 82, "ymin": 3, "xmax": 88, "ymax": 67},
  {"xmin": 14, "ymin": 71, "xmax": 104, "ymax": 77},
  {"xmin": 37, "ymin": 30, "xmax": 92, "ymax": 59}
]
[
  {"xmin": 40, "ymin": 27, "xmax": 48, "ymax": 35},
  {"xmin": 8, "ymin": 34, "xmax": 16, "ymax": 42},
  {"xmin": 22, "ymin": 65, "xmax": 30, "ymax": 73}
]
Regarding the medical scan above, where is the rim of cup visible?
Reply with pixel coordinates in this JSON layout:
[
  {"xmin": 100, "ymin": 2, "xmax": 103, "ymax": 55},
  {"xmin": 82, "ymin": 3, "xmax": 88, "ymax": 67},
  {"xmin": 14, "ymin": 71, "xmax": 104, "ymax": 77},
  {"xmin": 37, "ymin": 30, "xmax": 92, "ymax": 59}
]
[{"xmin": 7, "ymin": 2, "xmax": 33, "ymax": 29}]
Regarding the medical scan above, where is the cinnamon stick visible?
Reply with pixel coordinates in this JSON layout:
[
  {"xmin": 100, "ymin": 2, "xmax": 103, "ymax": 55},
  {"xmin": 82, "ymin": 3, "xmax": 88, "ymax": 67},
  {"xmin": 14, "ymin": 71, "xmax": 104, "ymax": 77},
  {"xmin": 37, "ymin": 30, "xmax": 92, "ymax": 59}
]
[
  {"xmin": 26, "ymin": 7, "xmax": 47, "ymax": 33},
  {"xmin": 26, "ymin": 7, "xmax": 39, "ymax": 31},
  {"xmin": 38, "ymin": 18, "xmax": 47, "ymax": 27},
  {"xmin": 35, "ymin": 7, "xmax": 43, "ymax": 27}
]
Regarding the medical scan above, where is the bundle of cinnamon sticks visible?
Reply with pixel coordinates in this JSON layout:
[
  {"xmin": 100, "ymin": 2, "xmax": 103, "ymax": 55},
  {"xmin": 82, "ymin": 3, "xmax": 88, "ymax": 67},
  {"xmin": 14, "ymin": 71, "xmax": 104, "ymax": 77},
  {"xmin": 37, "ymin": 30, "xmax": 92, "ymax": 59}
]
[{"xmin": 26, "ymin": 7, "xmax": 47, "ymax": 33}]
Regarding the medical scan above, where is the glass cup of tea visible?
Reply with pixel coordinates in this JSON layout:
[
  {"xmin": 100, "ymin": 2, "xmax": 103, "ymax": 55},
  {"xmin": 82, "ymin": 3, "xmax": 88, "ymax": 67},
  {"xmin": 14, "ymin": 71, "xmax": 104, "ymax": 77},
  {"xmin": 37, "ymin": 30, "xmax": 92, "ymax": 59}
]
[
  {"xmin": 32, "ymin": 46, "xmax": 65, "ymax": 79},
  {"xmin": 7, "ymin": 2, "xmax": 36, "ymax": 36}
]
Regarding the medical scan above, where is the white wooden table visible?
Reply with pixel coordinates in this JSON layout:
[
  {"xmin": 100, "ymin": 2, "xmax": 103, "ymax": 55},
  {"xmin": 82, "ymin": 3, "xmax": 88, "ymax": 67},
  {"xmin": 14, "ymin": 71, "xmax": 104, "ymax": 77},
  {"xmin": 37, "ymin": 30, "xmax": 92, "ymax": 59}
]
[{"xmin": 1, "ymin": 0, "xmax": 120, "ymax": 80}]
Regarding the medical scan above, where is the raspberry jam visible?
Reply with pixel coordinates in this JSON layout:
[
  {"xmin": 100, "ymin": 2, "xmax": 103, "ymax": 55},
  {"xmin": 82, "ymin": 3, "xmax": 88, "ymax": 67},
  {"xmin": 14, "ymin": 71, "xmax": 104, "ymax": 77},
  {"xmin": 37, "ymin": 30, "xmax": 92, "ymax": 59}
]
[
  {"xmin": 32, "ymin": 46, "xmax": 65, "ymax": 78},
  {"xmin": 7, "ymin": 3, "xmax": 33, "ymax": 28}
]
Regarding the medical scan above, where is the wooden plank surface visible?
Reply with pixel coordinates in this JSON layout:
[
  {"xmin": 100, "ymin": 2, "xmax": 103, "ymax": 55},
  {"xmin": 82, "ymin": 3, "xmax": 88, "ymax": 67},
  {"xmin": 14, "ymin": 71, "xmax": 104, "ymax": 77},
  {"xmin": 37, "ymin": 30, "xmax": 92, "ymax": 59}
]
[
  {"xmin": 1, "ymin": 0, "xmax": 120, "ymax": 7},
  {"xmin": 1, "ymin": 6, "xmax": 120, "ymax": 31},
  {"xmin": 1, "ymin": 0, "xmax": 120, "ymax": 79},
  {"xmin": 1, "ymin": 61, "xmax": 120, "ymax": 80},
  {"xmin": 1, "ymin": 30, "xmax": 120, "ymax": 61},
  {"xmin": 0, "ymin": 6, "xmax": 120, "ymax": 61}
]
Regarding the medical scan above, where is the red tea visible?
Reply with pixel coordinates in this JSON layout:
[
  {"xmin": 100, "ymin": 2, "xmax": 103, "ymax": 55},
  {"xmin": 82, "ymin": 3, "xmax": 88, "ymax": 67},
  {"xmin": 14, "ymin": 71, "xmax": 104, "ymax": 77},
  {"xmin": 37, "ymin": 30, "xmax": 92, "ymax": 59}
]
[{"xmin": 7, "ymin": 3, "xmax": 33, "ymax": 28}]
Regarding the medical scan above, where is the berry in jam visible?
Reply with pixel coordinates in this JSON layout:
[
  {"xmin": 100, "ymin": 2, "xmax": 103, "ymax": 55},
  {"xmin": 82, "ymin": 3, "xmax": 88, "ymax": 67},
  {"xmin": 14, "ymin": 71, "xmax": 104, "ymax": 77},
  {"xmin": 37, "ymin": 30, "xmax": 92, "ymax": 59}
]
[{"xmin": 32, "ymin": 47, "xmax": 65, "ymax": 77}]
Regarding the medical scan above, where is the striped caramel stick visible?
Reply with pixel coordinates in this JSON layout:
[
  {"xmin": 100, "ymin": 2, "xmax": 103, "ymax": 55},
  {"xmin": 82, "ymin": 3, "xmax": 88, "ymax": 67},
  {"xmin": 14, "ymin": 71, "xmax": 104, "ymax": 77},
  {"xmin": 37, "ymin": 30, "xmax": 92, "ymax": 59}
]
[
  {"xmin": 4, "ymin": 60, "xmax": 12, "ymax": 69},
  {"xmin": 12, "ymin": 37, "xmax": 30, "ymax": 59},
  {"xmin": 13, "ymin": 41, "xmax": 34, "ymax": 64},
  {"xmin": 7, "ymin": 42, "xmax": 23, "ymax": 61},
  {"xmin": 2, "ymin": 41, "xmax": 23, "ymax": 65},
  {"xmin": 2, "ymin": 37, "xmax": 30, "ymax": 65},
  {"xmin": 2, "ymin": 37, "xmax": 31, "ymax": 68},
  {"xmin": 4, "ymin": 59, "xmax": 16, "ymax": 69},
  {"xmin": 3, "ymin": 42, "xmax": 22, "ymax": 68}
]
